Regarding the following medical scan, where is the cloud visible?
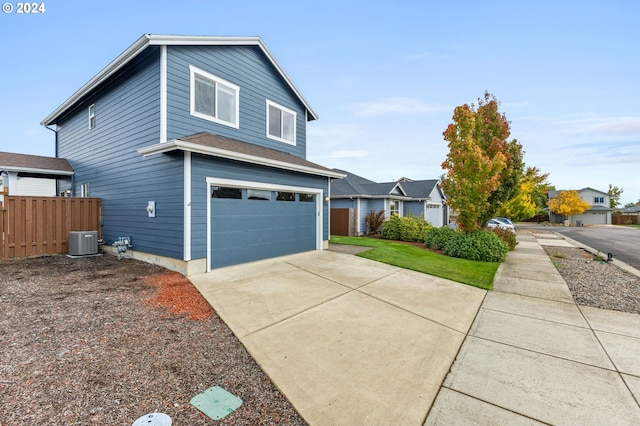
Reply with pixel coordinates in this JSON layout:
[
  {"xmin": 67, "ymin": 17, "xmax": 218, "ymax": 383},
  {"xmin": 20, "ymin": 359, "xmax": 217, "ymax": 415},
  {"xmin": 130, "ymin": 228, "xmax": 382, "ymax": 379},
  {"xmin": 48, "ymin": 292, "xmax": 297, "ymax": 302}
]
[
  {"xmin": 327, "ymin": 150, "xmax": 369, "ymax": 159},
  {"xmin": 564, "ymin": 115, "xmax": 640, "ymax": 139},
  {"xmin": 351, "ymin": 97, "xmax": 447, "ymax": 117}
]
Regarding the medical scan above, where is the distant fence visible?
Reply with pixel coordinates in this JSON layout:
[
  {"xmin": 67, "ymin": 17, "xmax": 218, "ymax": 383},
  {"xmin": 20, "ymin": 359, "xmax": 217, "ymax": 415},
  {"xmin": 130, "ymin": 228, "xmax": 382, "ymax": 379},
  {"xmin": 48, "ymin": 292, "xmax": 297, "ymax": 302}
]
[
  {"xmin": 612, "ymin": 214, "xmax": 639, "ymax": 225},
  {"xmin": 0, "ymin": 196, "xmax": 101, "ymax": 259}
]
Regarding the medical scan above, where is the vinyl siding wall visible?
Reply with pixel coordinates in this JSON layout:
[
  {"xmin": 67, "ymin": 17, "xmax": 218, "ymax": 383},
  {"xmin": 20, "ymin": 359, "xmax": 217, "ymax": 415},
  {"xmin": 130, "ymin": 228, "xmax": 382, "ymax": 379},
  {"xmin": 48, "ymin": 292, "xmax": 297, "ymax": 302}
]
[
  {"xmin": 190, "ymin": 153, "xmax": 329, "ymax": 260},
  {"xmin": 166, "ymin": 45, "xmax": 307, "ymax": 158},
  {"xmin": 56, "ymin": 47, "xmax": 186, "ymax": 259}
]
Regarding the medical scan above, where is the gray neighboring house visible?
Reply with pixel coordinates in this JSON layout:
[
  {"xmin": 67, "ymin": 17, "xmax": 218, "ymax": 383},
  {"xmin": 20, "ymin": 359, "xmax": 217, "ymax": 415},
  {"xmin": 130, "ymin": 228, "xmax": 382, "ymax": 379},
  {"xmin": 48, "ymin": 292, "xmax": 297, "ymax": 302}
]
[
  {"xmin": 330, "ymin": 169, "xmax": 447, "ymax": 234},
  {"xmin": 0, "ymin": 151, "xmax": 74, "ymax": 200},
  {"xmin": 548, "ymin": 187, "xmax": 612, "ymax": 225}
]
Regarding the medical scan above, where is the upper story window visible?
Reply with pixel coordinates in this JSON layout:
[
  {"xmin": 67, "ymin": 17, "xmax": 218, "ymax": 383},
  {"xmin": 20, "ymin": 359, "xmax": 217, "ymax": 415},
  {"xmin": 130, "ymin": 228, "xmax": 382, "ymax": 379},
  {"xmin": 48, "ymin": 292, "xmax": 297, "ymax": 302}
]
[
  {"xmin": 88, "ymin": 104, "xmax": 95, "ymax": 129},
  {"xmin": 190, "ymin": 65, "xmax": 239, "ymax": 128},
  {"xmin": 594, "ymin": 196, "xmax": 605, "ymax": 204},
  {"xmin": 266, "ymin": 100, "xmax": 296, "ymax": 145}
]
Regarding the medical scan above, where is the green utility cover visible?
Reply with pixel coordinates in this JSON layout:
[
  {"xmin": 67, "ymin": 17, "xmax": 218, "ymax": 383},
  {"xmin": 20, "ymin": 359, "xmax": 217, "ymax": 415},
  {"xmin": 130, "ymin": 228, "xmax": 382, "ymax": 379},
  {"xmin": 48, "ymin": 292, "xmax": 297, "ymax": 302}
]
[{"xmin": 190, "ymin": 386, "xmax": 242, "ymax": 420}]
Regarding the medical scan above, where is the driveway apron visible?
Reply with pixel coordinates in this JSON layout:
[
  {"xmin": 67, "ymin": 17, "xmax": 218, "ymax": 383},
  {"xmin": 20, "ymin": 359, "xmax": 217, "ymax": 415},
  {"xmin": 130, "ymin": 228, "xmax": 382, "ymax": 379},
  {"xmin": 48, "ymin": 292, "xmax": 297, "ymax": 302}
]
[{"xmin": 190, "ymin": 249, "xmax": 486, "ymax": 425}]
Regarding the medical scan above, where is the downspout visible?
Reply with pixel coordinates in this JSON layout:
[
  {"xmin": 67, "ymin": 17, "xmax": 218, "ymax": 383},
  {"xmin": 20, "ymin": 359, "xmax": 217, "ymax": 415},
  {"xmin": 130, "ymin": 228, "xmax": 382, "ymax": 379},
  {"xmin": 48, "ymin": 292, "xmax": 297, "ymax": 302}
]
[{"xmin": 44, "ymin": 125, "xmax": 67, "ymax": 195}]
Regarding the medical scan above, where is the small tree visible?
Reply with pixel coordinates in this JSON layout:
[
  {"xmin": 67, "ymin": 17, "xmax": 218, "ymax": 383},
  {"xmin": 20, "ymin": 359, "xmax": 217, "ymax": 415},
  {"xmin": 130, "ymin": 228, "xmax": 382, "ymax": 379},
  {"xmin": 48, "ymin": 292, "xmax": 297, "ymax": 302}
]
[
  {"xmin": 499, "ymin": 166, "xmax": 551, "ymax": 221},
  {"xmin": 441, "ymin": 92, "xmax": 524, "ymax": 232},
  {"xmin": 365, "ymin": 209, "xmax": 385, "ymax": 234},
  {"xmin": 548, "ymin": 190, "xmax": 590, "ymax": 222},
  {"xmin": 608, "ymin": 184, "xmax": 623, "ymax": 209}
]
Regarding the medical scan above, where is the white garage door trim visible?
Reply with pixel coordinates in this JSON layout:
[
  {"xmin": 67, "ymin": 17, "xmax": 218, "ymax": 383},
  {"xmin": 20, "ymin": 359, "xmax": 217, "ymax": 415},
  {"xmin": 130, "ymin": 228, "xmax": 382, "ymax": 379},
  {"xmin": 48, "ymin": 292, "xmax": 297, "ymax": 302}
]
[{"xmin": 206, "ymin": 176, "xmax": 323, "ymax": 272}]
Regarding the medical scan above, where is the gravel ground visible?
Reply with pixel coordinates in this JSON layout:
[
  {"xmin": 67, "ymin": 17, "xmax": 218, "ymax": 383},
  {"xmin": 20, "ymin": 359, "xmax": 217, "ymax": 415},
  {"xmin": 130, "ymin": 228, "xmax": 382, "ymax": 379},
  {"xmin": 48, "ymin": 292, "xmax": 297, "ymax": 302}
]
[
  {"xmin": 0, "ymin": 254, "xmax": 306, "ymax": 426},
  {"xmin": 543, "ymin": 245, "xmax": 640, "ymax": 315}
]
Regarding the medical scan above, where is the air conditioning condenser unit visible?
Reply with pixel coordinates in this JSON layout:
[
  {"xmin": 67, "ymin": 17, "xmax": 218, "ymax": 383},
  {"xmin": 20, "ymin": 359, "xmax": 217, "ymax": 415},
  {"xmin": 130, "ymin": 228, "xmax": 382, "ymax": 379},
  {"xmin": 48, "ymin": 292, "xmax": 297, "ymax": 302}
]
[{"xmin": 69, "ymin": 231, "xmax": 98, "ymax": 256}]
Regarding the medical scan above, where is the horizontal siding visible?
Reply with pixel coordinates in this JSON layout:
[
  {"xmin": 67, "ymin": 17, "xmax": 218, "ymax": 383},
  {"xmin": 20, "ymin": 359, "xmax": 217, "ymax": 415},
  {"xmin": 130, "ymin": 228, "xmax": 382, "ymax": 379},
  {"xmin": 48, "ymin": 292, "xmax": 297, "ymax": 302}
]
[
  {"xmin": 166, "ymin": 45, "xmax": 307, "ymax": 158},
  {"xmin": 190, "ymin": 153, "xmax": 328, "ymax": 260},
  {"xmin": 56, "ymin": 47, "xmax": 186, "ymax": 260},
  {"xmin": 404, "ymin": 201, "xmax": 424, "ymax": 217}
]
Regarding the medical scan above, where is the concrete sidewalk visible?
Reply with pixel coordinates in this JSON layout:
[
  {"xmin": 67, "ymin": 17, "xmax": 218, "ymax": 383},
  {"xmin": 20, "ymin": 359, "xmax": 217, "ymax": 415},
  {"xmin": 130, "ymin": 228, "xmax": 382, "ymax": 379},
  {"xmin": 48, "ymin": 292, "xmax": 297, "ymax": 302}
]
[
  {"xmin": 190, "ymin": 234, "xmax": 640, "ymax": 425},
  {"xmin": 426, "ymin": 232, "xmax": 640, "ymax": 425}
]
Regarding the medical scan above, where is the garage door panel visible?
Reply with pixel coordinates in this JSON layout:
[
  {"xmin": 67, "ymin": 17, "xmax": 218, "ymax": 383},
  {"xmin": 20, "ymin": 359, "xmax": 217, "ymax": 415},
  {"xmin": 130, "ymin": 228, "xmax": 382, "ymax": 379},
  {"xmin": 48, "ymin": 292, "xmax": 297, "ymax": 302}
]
[{"xmin": 211, "ymin": 191, "xmax": 317, "ymax": 269}]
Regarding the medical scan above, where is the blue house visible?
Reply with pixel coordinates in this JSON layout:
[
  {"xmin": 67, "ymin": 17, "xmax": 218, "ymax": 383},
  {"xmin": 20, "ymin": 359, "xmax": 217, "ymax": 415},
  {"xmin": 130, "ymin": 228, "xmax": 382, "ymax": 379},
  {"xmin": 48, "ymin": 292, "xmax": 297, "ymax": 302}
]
[
  {"xmin": 41, "ymin": 34, "xmax": 344, "ymax": 274},
  {"xmin": 330, "ymin": 170, "xmax": 447, "ymax": 235}
]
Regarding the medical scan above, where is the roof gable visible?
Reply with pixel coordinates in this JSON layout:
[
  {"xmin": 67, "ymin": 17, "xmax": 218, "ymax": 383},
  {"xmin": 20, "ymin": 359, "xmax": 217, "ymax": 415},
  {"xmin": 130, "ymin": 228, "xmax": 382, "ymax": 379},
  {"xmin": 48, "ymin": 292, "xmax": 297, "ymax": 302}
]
[{"xmin": 42, "ymin": 34, "xmax": 317, "ymax": 126}]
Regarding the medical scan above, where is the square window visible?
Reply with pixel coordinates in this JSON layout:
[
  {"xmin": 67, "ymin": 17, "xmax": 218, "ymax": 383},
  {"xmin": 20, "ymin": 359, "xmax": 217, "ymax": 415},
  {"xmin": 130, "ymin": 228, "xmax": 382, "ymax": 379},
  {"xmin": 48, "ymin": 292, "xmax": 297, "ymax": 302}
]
[
  {"xmin": 299, "ymin": 193, "xmax": 315, "ymax": 202},
  {"xmin": 190, "ymin": 65, "xmax": 239, "ymax": 128},
  {"xmin": 212, "ymin": 186, "xmax": 241, "ymax": 199},
  {"xmin": 248, "ymin": 189, "xmax": 271, "ymax": 200},
  {"xmin": 277, "ymin": 191, "xmax": 295, "ymax": 201},
  {"xmin": 266, "ymin": 100, "xmax": 296, "ymax": 144}
]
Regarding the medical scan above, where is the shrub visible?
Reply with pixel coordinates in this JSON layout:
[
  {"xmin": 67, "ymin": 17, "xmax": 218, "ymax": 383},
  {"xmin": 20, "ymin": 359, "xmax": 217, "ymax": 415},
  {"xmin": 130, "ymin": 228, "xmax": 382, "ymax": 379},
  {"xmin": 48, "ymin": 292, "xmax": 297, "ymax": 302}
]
[
  {"xmin": 424, "ymin": 226, "xmax": 458, "ymax": 250},
  {"xmin": 365, "ymin": 209, "xmax": 386, "ymax": 234},
  {"xmin": 381, "ymin": 214, "xmax": 432, "ymax": 242},
  {"xmin": 381, "ymin": 214, "xmax": 401, "ymax": 240},
  {"xmin": 489, "ymin": 227, "xmax": 517, "ymax": 250},
  {"xmin": 443, "ymin": 230, "xmax": 508, "ymax": 262}
]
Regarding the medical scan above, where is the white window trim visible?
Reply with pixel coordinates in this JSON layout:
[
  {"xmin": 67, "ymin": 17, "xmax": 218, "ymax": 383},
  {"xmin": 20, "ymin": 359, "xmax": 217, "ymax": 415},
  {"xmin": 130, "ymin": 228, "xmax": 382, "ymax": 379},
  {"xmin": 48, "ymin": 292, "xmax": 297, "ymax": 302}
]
[
  {"xmin": 266, "ymin": 99, "xmax": 297, "ymax": 145},
  {"xmin": 189, "ymin": 65, "xmax": 240, "ymax": 129},
  {"xmin": 88, "ymin": 104, "xmax": 95, "ymax": 129},
  {"xmin": 386, "ymin": 199, "xmax": 403, "ymax": 218}
]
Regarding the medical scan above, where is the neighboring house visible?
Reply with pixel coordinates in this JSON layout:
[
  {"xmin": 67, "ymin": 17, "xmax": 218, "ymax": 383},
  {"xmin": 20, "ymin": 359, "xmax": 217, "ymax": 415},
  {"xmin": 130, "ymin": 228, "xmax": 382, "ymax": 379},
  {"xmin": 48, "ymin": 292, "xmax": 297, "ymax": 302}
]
[
  {"xmin": 330, "ymin": 170, "xmax": 447, "ymax": 234},
  {"xmin": 618, "ymin": 205, "xmax": 640, "ymax": 216},
  {"xmin": 548, "ymin": 187, "xmax": 612, "ymax": 225},
  {"xmin": 0, "ymin": 151, "xmax": 74, "ymax": 202},
  {"xmin": 41, "ymin": 34, "xmax": 343, "ymax": 274}
]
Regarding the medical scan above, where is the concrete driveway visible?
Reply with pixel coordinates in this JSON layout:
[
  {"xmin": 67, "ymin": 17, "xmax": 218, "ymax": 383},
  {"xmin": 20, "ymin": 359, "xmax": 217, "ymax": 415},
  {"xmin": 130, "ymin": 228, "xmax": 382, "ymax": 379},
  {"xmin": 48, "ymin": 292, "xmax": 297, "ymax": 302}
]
[{"xmin": 189, "ymin": 250, "xmax": 486, "ymax": 425}]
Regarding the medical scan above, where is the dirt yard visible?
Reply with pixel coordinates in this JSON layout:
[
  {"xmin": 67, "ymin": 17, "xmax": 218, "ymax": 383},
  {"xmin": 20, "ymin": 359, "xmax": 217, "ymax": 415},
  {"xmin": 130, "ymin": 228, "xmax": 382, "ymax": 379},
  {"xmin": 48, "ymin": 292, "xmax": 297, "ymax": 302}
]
[{"xmin": 0, "ymin": 254, "xmax": 306, "ymax": 425}]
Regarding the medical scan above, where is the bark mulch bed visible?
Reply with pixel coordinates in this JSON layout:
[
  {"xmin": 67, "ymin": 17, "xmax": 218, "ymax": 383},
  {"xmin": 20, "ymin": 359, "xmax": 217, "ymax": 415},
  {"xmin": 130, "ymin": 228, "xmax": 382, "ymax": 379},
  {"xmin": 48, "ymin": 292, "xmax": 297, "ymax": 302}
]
[{"xmin": 0, "ymin": 254, "xmax": 306, "ymax": 425}]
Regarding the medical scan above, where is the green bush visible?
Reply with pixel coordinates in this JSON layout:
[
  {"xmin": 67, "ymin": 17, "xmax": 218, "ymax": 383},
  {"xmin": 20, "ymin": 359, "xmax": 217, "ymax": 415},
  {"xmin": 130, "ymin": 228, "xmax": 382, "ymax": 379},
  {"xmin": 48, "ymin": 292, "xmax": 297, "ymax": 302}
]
[
  {"xmin": 443, "ymin": 230, "xmax": 508, "ymax": 262},
  {"xmin": 381, "ymin": 214, "xmax": 432, "ymax": 242},
  {"xmin": 490, "ymin": 227, "xmax": 517, "ymax": 250},
  {"xmin": 381, "ymin": 214, "xmax": 401, "ymax": 240},
  {"xmin": 424, "ymin": 226, "xmax": 458, "ymax": 250}
]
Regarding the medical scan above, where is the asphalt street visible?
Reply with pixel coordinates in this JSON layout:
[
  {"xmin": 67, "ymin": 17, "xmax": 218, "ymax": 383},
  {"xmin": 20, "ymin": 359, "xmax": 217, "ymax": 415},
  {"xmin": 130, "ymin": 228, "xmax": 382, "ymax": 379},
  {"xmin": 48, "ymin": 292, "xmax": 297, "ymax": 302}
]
[{"xmin": 518, "ymin": 224, "xmax": 640, "ymax": 269}]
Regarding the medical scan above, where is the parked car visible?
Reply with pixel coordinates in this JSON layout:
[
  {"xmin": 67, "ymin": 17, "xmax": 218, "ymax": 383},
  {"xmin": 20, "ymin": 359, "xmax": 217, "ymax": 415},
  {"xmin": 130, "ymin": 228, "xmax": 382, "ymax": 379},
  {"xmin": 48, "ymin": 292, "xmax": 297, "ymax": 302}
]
[
  {"xmin": 493, "ymin": 217, "xmax": 516, "ymax": 230},
  {"xmin": 487, "ymin": 218, "xmax": 515, "ymax": 233}
]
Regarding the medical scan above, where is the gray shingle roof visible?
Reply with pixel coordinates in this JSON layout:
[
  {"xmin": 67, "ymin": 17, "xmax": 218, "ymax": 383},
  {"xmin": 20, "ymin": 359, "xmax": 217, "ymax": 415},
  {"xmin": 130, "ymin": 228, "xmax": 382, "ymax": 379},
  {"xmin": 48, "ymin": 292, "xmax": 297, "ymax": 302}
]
[
  {"xmin": 139, "ymin": 132, "xmax": 343, "ymax": 178},
  {"xmin": 0, "ymin": 151, "xmax": 73, "ymax": 174},
  {"xmin": 331, "ymin": 169, "xmax": 440, "ymax": 199}
]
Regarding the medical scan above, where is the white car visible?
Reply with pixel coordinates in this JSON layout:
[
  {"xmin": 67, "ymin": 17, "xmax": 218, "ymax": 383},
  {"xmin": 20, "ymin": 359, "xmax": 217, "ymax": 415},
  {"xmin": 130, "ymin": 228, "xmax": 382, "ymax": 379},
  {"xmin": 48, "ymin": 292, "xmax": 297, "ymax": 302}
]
[{"xmin": 487, "ymin": 218, "xmax": 515, "ymax": 232}]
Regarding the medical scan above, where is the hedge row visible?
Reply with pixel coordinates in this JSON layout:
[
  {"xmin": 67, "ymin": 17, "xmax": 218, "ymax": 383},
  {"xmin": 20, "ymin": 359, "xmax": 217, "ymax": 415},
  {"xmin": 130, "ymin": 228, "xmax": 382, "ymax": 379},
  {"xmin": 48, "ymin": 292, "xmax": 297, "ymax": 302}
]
[{"xmin": 424, "ymin": 227, "xmax": 508, "ymax": 262}]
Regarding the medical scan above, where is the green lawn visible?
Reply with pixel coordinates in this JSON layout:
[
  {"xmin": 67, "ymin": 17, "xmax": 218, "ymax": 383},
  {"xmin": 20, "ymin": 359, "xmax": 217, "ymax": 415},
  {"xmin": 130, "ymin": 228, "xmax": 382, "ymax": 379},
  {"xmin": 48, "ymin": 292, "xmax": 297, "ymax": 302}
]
[{"xmin": 330, "ymin": 236, "xmax": 498, "ymax": 290}]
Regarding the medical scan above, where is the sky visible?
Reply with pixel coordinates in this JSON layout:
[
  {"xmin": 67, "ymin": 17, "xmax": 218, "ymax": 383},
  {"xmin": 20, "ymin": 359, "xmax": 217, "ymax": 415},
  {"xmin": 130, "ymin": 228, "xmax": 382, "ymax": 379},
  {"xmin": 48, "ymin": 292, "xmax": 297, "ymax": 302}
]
[{"xmin": 1, "ymin": 1, "xmax": 639, "ymax": 205}]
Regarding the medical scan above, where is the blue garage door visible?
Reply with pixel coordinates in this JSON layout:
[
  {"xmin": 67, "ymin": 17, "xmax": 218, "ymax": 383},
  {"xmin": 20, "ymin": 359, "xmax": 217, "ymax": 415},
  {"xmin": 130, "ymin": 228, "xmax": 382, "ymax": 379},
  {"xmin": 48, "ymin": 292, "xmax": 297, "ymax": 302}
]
[{"xmin": 210, "ymin": 187, "xmax": 317, "ymax": 268}]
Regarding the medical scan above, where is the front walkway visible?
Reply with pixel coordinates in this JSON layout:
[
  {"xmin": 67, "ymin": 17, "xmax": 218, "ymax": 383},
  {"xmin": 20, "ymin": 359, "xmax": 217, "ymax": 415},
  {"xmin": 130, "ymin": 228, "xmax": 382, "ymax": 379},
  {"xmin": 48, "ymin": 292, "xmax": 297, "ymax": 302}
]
[{"xmin": 426, "ymin": 233, "xmax": 640, "ymax": 425}]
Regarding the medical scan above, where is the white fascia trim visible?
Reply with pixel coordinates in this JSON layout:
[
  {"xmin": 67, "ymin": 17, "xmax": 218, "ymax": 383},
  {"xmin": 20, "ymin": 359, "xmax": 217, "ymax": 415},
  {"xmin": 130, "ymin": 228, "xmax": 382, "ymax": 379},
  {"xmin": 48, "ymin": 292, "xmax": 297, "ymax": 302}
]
[
  {"xmin": 42, "ymin": 34, "xmax": 318, "ymax": 126},
  {"xmin": 184, "ymin": 152, "xmax": 192, "ymax": 261},
  {"xmin": 160, "ymin": 45, "xmax": 168, "ymax": 143},
  {"xmin": 391, "ymin": 182, "xmax": 408, "ymax": 196},
  {"xmin": 138, "ymin": 139, "xmax": 346, "ymax": 179},
  {"xmin": 0, "ymin": 166, "xmax": 74, "ymax": 176}
]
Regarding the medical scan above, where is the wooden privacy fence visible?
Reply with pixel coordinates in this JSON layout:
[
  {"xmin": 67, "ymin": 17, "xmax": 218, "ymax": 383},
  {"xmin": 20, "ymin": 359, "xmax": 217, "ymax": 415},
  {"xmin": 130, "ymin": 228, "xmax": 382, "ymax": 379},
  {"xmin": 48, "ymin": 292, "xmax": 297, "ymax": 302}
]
[
  {"xmin": 0, "ymin": 196, "xmax": 101, "ymax": 259},
  {"xmin": 612, "ymin": 214, "xmax": 639, "ymax": 225}
]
